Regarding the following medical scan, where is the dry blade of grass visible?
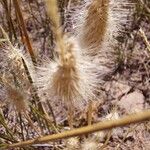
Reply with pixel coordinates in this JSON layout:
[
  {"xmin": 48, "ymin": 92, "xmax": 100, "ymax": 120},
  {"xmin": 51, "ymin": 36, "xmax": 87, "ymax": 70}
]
[
  {"xmin": 115, "ymin": 124, "xmax": 139, "ymax": 150},
  {"xmin": 87, "ymin": 101, "xmax": 93, "ymax": 126},
  {"xmin": 45, "ymin": 0, "xmax": 65, "ymax": 61},
  {"xmin": 13, "ymin": 0, "xmax": 36, "ymax": 63},
  {"xmin": 5, "ymin": 110, "xmax": 150, "ymax": 149},
  {"xmin": 139, "ymin": 28, "xmax": 150, "ymax": 53},
  {"xmin": 0, "ymin": 0, "xmax": 17, "ymax": 41},
  {"xmin": 0, "ymin": 112, "xmax": 17, "ymax": 143},
  {"xmin": 138, "ymin": 0, "xmax": 150, "ymax": 14}
]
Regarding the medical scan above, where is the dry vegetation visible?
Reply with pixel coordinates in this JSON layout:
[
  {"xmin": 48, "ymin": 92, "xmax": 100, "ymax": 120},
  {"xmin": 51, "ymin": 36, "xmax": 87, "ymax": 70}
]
[{"xmin": 0, "ymin": 0, "xmax": 150, "ymax": 150}]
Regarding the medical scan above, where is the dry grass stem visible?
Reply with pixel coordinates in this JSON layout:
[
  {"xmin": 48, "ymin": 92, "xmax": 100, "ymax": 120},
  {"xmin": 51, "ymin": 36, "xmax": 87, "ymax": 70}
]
[
  {"xmin": 87, "ymin": 101, "xmax": 93, "ymax": 125},
  {"xmin": 45, "ymin": 0, "xmax": 65, "ymax": 62},
  {"xmin": 139, "ymin": 28, "xmax": 150, "ymax": 52},
  {"xmin": 23, "ymin": 112, "xmax": 41, "ymax": 136},
  {"xmin": 6, "ymin": 110, "xmax": 150, "ymax": 148},
  {"xmin": 13, "ymin": 0, "xmax": 36, "ymax": 63}
]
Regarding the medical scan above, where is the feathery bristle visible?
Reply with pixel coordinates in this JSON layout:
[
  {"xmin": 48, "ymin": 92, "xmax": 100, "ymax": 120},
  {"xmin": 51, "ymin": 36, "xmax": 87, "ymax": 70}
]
[
  {"xmin": 40, "ymin": 0, "xmax": 101, "ymax": 108},
  {"xmin": 81, "ymin": 137, "xmax": 100, "ymax": 150},
  {"xmin": 2, "ymin": 80, "xmax": 28, "ymax": 113},
  {"xmin": 36, "ymin": 37, "xmax": 100, "ymax": 108},
  {"xmin": 65, "ymin": 137, "xmax": 80, "ymax": 150},
  {"xmin": 78, "ymin": 0, "xmax": 109, "ymax": 52},
  {"xmin": 7, "ymin": 86, "xmax": 27, "ymax": 112},
  {"xmin": 65, "ymin": 0, "xmax": 133, "ymax": 54},
  {"xmin": 0, "ymin": 25, "xmax": 35, "ymax": 82},
  {"xmin": 64, "ymin": 0, "xmax": 133, "ymax": 77}
]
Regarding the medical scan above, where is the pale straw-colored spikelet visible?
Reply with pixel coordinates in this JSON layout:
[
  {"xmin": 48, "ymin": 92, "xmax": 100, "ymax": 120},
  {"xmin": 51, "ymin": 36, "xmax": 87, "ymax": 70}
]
[
  {"xmin": 81, "ymin": 137, "xmax": 100, "ymax": 150},
  {"xmin": 6, "ymin": 85, "xmax": 27, "ymax": 113},
  {"xmin": 37, "ymin": 0, "xmax": 100, "ymax": 108},
  {"xmin": 45, "ymin": 0, "xmax": 65, "ymax": 62},
  {"xmin": 67, "ymin": 0, "xmax": 132, "ymax": 52},
  {"xmin": 36, "ymin": 36, "xmax": 100, "ymax": 108},
  {"xmin": 65, "ymin": 0, "xmax": 133, "ymax": 77},
  {"xmin": 78, "ymin": 0, "xmax": 109, "ymax": 52},
  {"xmin": 0, "ymin": 77, "xmax": 41, "ymax": 135},
  {"xmin": 0, "ymin": 25, "xmax": 35, "ymax": 82},
  {"xmin": 0, "ymin": 77, "xmax": 28, "ymax": 113},
  {"xmin": 65, "ymin": 137, "xmax": 80, "ymax": 150}
]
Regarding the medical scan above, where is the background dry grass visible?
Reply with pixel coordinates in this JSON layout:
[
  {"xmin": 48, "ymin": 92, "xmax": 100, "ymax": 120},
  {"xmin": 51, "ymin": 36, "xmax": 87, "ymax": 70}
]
[{"xmin": 0, "ymin": 0, "xmax": 149, "ymax": 149}]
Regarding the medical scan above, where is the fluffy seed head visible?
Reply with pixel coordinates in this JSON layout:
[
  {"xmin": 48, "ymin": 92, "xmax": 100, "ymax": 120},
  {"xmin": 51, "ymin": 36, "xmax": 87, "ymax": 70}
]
[
  {"xmin": 78, "ymin": 0, "xmax": 109, "ymax": 52},
  {"xmin": 105, "ymin": 111, "xmax": 119, "ymax": 120},
  {"xmin": 66, "ymin": 0, "xmax": 133, "ymax": 50},
  {"xmin": 39, "ymin": 0, "xmax": 105, "ymax": 109},
  {"xmin": 6, "ymin": 85, "xmax": 27, "ymax": 113},
  {"xmin": 81, "ymin": 137, "xmax": 100, "ymax": 150},
  {"xmin": 64, "ymin": 0, "xmax": 134, "ymax": 77},
  {"xmin": 36, "ymin": 36, "xmax": 100, "ymax": 108},
  {"xmin": 0, "ymin": 77, "xmax": 28, "ymax": 113},
  {"xmin": 92, "ymin": 131, "xmax": 106, "ymax": 142},
  {"xmin": 65, "ymin": 137, "xmax": 80, "ymax": 150},
  {"xmin": 0, "ymin": 26, "xmax": 35, "ymax": 86}
]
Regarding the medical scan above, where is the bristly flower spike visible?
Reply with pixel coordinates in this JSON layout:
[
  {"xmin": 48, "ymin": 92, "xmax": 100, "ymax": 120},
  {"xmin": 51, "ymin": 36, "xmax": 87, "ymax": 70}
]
[
  {"xmin": 65, "ymin": 0, "xmax": 134, "ymax": 77},
  {"xmin": 0, "ymin": 25, "xmax": 35, "ymax": 81},
  {"xmin": 37, "ymin": 0, "xmax": 100, "ymax": 110},
  {"xmin": 0, "ymin": 76, "xmax": 28, "ymax": 113}
]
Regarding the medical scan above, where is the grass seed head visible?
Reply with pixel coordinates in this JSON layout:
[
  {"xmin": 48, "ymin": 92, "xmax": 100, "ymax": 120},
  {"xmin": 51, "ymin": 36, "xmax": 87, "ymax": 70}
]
[
  {"xmin": 81, "ymin": 137, "xmax": 100, "ymax": 150},
  {"xmin": 67, "ymin": 0, "xmax": 133, "ymax": 51},
  {"xmin": 0, "ymin": 26, "xmax": 35, "ymax": 83},
  {"xmin": 36, "ymin": 36, "xmax": 100, "ymax": 108},
  {"xmin": 6, "ymin": 84, "xmax": 28, "ymax": 113},
  {"xmin": 0, "ymin": 75, "xmax": 29, "ymax": 113},
  {"xmin": 65, "ymin": 0, "xmax": 134, "ymax": 77},
  {"xmin": 65, "ymin": 137, "xmax": 80, "ymax": 150}
]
